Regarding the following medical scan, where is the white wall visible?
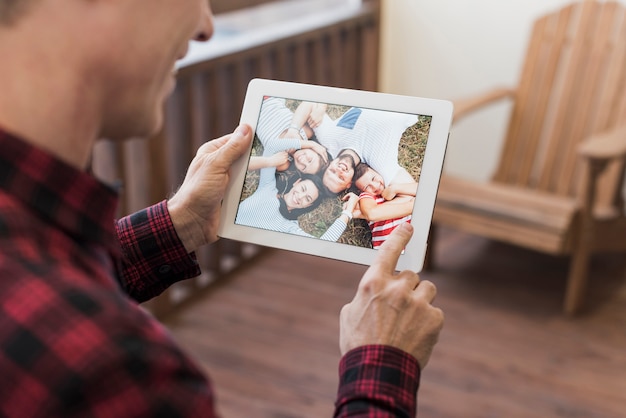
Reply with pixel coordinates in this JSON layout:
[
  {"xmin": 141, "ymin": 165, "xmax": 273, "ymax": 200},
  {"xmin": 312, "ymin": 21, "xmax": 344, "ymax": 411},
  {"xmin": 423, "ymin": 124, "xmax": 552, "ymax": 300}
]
[{"xmin": 379, "ymin": 0, "xmax": 626, "ymax": 182}]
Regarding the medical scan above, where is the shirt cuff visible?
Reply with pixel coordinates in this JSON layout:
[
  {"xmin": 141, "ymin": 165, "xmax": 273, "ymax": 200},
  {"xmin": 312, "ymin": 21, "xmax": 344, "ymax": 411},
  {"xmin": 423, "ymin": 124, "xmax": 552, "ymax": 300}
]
[
  {"xmin": 335, "ymin": 345, "xmax": 420, "ymax": 417},
  {"xmin": 116, "ymin": 200, "xmax": 201, "ymax": 302}
]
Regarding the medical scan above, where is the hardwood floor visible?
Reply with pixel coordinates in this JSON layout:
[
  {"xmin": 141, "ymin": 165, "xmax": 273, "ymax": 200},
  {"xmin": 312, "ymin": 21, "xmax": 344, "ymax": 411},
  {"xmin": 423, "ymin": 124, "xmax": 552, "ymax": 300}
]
[{"xmin": 164, "ymin": 227, "xmax": 626, "ymax": 418}]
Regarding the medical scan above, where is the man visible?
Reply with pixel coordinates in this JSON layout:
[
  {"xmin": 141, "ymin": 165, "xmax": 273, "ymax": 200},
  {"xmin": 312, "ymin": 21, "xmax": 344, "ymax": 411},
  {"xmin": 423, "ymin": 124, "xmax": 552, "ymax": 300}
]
[
  {"xmin": 0, "ymin": 1, "xmax": 443, "ymax": 417},
  {"xmin": 322, "ymin": 148, "xmax": 361, "ymax": 194}
]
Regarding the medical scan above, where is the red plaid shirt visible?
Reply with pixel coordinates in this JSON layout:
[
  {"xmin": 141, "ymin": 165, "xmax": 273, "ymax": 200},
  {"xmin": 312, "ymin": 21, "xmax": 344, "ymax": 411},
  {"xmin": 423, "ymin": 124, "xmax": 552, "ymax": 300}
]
[{"xmin": 0, "ymin": 129, "xmax": 420, "ymax": 417}]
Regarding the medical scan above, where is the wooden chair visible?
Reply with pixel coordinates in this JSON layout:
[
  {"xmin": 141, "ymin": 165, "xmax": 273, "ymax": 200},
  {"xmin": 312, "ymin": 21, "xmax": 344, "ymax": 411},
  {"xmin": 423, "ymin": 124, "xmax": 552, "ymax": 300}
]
[{"xmin": 428, "ymin": 0, "xmax": 626, "ymax": 315}]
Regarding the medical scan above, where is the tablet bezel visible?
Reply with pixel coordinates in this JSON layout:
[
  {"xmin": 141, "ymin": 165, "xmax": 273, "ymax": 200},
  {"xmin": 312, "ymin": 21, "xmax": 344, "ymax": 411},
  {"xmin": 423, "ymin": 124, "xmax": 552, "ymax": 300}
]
[{"xmin": 218, "ymin": 78, "xmax": 452, "ymax": 272}]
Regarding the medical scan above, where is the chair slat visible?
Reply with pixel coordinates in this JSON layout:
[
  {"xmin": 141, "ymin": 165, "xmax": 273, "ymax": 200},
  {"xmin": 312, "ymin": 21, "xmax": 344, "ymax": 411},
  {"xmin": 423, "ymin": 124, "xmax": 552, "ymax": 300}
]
[
  {"xmin": 536, "ymin": 1, "xmax": 595, "ymax": 193},
  {"xmin": 496, "ymin": 5, "xmax": 576, "ymax": 185},
  {"xmin": 587, "ymin": 6, "xmax": 626, "ymax": 132},
  {"xmin": 578, "ymin": 6, "xmax": 626, "ymax": 207},
  {"xmin": 519, "ymin": 7, "xmax": 575, "ymax": 187},
  {"xmin": 495, "ymin": 2, "xmax": 626, "ymax": 202},
  {"xmin": 558, "ymin": 2, "xmax": 620, "ymax": 195}
]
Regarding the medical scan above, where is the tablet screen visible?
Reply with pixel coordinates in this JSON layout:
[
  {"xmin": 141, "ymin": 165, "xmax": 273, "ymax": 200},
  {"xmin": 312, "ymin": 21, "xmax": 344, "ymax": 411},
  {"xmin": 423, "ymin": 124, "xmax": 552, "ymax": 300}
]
[{"xmin": 234, "ymin": 96, "xmax": 429, "ymax": 251}]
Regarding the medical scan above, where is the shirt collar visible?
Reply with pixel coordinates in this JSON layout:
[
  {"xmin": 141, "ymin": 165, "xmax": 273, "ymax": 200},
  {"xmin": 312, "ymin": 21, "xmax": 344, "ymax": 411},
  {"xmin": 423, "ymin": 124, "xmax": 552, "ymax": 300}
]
[{"xmin": 0, "ymin": 128, "xmax": 120, "ymax": 256}]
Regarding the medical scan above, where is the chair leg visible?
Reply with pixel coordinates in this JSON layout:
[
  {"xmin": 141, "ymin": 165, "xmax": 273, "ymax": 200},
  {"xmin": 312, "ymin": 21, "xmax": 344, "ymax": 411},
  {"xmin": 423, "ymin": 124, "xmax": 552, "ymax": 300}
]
[{"xmin": 564, "ymin": 235, "xmax": 593, "ymax": 316}]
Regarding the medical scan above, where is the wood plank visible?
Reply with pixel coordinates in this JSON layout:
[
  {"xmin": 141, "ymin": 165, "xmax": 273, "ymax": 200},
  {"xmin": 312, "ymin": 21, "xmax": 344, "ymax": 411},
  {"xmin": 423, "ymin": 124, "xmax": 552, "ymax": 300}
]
[
  {"xmin": 538, "ymin": 1, "xmax": 595, "ymax": 193},
  {"xmin": 312, "ymin": 35, "xmax": 328, "ymax": 85},
  {"xmin": 122, "ymin": 138, "xmax": 152, "ymax": 213},
  {"xmin": 294, "ymin": 42, "xmax": 312, "ymax": 85},
  {"xmin": 164, "ymin": 227, "xmax": 626, "ymax": 418},
  {"xmin": 518, "ymin": 6, "xmax": 574, "ymax": 188},
  {"xmin": 163, "ymin": 80, "xmax": 191, "ymax": 194},
  {"xmin": 494, "ymin": 12, "xmax": 549, "ymax": 183},
  {"xmin": 433, "ymin": 205, "xmax": 571, "ymax": 253},
  {"xmin": 189, "ymin": 74, "xmax": 209, "ymax": 152},
  {"xmin": 342, "ymin": 26, "xmax": 358, "ymax": 89},
  {"xmin": 558, "ymin": 1, "xmax": 618, "ymax": 196},
  {"xmin": 437, "ymin": 176, "xmax": 578, "ymax": 231},
  {"xmin": 360, "ymin": 9, "xmax": 380, "ymax": 92},
  {"xmin": 591, "ymin": 6, "xmax": 626, "ymax": 207}
]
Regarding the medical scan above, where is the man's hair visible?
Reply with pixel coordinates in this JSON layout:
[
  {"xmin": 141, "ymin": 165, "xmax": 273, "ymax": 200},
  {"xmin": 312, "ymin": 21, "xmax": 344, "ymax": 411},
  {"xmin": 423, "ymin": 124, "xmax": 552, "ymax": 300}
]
[
  {"xmin": 313, "ymin": 149, "xmax": 333, "ymax": 176},
  {"xmin": 322, "ymin": 151, "xmax": 357, "ymax": 196},
  {"xmin": 353, "ymin": 162, "xmax": 370, "ymax": 183},
  {"xmin": 350, "ymin": 162, "xmax": 371, "ymax": 194},
  {"xmin": 0, "ymin": 0, "xmax": 33, "ymax": 25}
]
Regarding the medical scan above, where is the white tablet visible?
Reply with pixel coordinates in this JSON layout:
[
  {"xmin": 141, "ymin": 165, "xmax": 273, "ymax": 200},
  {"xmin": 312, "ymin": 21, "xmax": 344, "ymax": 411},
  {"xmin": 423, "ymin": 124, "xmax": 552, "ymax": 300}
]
[{"xmin": 218, "ymin": 78, "xmax": 452, "ymax": 272}]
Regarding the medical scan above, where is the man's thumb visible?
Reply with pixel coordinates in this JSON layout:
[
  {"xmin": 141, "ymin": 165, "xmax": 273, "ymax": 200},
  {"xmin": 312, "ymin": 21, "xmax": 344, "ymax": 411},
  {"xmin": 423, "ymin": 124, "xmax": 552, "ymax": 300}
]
[{"xmin": 218, "ymin": 124, "xmax": 252, "ymax": 163}]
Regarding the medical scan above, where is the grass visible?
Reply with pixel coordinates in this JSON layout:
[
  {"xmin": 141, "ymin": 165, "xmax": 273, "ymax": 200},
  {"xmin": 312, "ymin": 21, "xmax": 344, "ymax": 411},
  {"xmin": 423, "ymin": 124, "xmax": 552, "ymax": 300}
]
[{"xmin": 239, "ymin": 100, "xmax": 431, "ymax": 248}]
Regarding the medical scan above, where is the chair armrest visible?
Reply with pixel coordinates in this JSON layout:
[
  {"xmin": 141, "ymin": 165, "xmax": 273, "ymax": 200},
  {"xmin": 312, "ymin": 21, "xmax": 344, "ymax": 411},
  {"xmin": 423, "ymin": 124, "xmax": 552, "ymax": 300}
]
[
  {"xmin": 453, "ymin": 87, "xmax": 516, "ymax": 123},
  {"xmin": 578, "ymin": 123, "xmax": 626, "ymax": 161},
  {"xmin": 577, "ymin": 123, "xmax": 626, "ymax": 219}
]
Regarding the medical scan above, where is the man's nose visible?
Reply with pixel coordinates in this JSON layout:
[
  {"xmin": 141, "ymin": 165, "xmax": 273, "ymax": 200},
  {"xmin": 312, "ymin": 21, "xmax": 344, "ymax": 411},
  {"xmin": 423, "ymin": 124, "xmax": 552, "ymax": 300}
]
[{"xmin": 194, "ymin": 1, "xmax": 214, "ymax": 42}]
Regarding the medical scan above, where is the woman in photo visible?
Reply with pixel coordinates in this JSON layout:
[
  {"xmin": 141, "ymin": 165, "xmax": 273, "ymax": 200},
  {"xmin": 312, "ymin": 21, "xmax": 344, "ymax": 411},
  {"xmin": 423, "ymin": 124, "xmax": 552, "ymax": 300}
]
[{"xmin": 236, "ymin": 136, "xmax": 358, "ymax": 241}]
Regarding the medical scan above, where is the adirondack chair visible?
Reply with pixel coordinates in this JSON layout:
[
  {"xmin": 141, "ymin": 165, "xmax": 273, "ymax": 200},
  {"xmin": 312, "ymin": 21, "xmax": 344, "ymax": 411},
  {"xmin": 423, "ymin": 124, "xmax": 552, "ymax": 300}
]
[{"xmin": 428, "ymin": 0, "xmax": 626, "ymax": 315}]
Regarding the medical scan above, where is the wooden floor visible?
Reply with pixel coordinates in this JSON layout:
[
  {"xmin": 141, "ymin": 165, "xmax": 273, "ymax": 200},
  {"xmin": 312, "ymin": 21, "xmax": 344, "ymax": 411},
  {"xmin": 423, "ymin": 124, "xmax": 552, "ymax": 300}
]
[{"xmin": 164, "ymin": 227, "xmax": 626, "ymax": 418}]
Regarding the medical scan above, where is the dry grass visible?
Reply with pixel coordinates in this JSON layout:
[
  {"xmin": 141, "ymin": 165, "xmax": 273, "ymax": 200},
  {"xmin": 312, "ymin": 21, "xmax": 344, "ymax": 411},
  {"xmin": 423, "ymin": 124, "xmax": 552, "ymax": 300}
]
[{"xmin": 239, "ymin": 101, "xmax": 431, "ymax": 248}]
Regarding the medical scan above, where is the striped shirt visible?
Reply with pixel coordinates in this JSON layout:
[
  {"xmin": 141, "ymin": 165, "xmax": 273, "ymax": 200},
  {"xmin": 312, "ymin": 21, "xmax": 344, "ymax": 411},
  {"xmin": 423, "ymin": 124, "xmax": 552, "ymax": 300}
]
[{"xmin": 359, "ymin": 193, "xmax": 412, "ymax": 249}]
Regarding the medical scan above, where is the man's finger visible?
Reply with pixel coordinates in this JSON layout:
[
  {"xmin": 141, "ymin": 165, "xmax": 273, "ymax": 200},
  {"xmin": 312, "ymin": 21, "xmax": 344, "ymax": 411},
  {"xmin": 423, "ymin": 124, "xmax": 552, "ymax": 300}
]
[
  {"xmin": 372, "ymin": 222, "xmax": 413, "ymax": 275},
  {"xmin": 398, "ymin": 269, "xmax": 420, "ymax": 290},
  {"xmin": 413, "ymin": 279, "xmax": 438, "ymax": 302}
]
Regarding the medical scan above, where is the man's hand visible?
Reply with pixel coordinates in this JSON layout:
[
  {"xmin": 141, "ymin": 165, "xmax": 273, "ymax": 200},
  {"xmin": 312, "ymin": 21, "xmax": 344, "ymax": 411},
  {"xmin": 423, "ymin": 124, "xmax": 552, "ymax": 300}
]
[
  {"xmin": 340, "ymin": 223, "xmax": 444, "ymax": 369},
  {"xmin": 167, "ymin": 125, "xmax": 253, "ymax": 253}
]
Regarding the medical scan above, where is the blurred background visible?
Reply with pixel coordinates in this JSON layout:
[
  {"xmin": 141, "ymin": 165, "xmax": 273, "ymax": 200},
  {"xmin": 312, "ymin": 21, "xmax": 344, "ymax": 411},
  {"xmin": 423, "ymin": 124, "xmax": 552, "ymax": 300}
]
[
  {"xmin": 92, "ymin": 1, "xmax": 626, "ymax": 416},
  {"xmin": 381, "ymin": 0, "xmax": 626, "ymax": 183}
]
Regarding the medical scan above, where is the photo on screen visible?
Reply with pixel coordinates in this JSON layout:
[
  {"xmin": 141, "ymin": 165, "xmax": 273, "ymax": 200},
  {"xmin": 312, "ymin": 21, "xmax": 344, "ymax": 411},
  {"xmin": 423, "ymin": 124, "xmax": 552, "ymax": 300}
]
[{"xmin": 233, "ymin": 95, "xmax": 432, "ymax": 250}]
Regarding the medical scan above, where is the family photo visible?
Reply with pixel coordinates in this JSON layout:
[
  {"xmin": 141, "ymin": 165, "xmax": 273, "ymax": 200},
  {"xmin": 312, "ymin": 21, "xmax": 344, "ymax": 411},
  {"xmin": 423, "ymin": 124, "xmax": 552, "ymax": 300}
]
[{"xmin": 235, "ymin": 96, "xmax": 432, "ymax": 249}]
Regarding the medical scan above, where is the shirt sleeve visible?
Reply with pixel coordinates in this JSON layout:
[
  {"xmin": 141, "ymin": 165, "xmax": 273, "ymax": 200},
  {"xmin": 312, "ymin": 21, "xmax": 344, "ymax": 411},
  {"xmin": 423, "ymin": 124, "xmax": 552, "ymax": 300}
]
[
  {"xmin": 264, "ymin": 136, "xmax": 301, "ymax": 155},
  {"xmin": 319, "ymin": 217, "xmax": 347, "ymax": 241},
  {"xmin": 116, "ymin": 200, "xmax": 201, "ymax": 303},
  {"xmin": 358, "ymin": 192, "xmax": 376, "ymax": 201},
  {"xmin": 334, "ymin": 345, "xmax": 420, "ymax": 418}
]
